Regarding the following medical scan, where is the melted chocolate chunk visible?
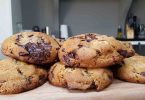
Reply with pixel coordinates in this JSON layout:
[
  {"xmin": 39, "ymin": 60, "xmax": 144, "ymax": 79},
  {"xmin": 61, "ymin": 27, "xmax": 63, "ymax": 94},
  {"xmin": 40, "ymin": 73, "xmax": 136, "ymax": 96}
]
[
  {"xmin": 56, "ymin": 47, "xmax": 60, "ymax": 50},
  {"xmin": 62, "ymin": 48, "xmax": 65, "ymax": 52},
  {"xmin": 68, "ymin": 50, "xmax": 79, "ymax": 60},
  {"xmin": 90, "ymin": 81, "xmax": 96, "ymax": 89},
  {"xmin": 15, "ymin": 43, "xmax": 23, "ymax": 47},
  {"xmin": 17, "ymin": 68, "xmax": 23, "ymax": 75},
  {"xmin": 39, "ymin": 75, "xmax": 46, "ymax": 81},
  {"xmin": 96, "ymin": 50, "xmax": 101, "ymax": 56},
  {"xmin": 40, "ymin": 37, "xmax": 45, "ymax": 43},
  {"xmin": 24, "ymin": 42, "xmax": 52, "ymax": 63},
  {"xmin": 117, "ymin": 49, "xmax": 129, "ymax": 57},
  {"xmin": 140, "ymin": 72, "xmax": 145, "ymax": 76},
  {"xmin": 63, "ymin": 55, "xmax": 71, "ymax": 65},
  {"xmin": 16, "ymin": 34, "xmax": 23, "ymax": 42},
  {"xmin": 85, "ymin": 34, "xmax": 97, "ymax": 42},
  {"xmin": 67, "ymin": 52, "xmax": 76, "ymax": 59},
  {"xmin": 28, "ymin": 34, "xmax": 34, "ymax": 37},
  {"xmin": 10, "ymin": 49, "xmax": 13, "ymax": 54},
  {"xmin": 0, "ymin": 80, "xmax": 6, "ymax": 83},
  {"xmin": 19, "ymin": 52, "xmax": 29, "ymax": 56}
]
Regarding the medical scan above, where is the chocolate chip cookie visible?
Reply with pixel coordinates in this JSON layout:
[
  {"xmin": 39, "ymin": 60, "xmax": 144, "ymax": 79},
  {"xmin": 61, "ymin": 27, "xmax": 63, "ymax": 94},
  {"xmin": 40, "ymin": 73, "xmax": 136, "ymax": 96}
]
[
  {"xmin": 0, "ymin": 58, "xmax": 47, "ymax": 94},
  {"xmin": 48, "ymin": 62, "xmax": 113, "ymax": 91},
  {"xmin": 59, "ymin": 33, "xmax": 135, "ymax": 68},
  {"xmin": 117, "ymin": 56, "xmax": 145, "ymax": 84},
  {"xmin": 2, "ymin": 32, "xmax": 60, "ymax": 64}
]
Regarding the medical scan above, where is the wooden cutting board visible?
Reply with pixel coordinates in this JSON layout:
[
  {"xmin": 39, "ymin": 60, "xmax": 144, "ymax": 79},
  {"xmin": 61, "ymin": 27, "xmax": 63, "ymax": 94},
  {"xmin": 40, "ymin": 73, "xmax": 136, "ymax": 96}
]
[{"xmin": 0, "ymin": 80, "xmax": 145, "ymax": 100}]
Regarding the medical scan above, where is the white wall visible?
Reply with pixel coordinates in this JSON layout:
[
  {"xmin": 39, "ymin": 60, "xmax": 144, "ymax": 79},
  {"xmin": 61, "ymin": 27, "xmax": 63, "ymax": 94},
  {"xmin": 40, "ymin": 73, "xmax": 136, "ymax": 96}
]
[{"xmin": 0, "ymin": 0, "xmax": 13, "ymax": 43}]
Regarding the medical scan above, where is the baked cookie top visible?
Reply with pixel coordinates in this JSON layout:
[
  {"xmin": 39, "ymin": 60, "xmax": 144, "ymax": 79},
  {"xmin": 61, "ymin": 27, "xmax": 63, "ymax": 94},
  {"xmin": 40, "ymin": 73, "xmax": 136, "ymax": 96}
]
[
  {"xmin": 48, "ymin": 62, "xmax": 113, "ymax": 91},
  {"xmin": 59, "ymin": 33, "xmax": 135, "ymax": 68},
  {"xmin": 2, "ymin": 32, "xmax": 60, "ymax": 64},
  {"xmin": 0, "ymin": 58, "xmax": 47, "ymax": 94},
  {"xmin": 117, "ymin": 55, "xmax": 145, "ymax": 83}
]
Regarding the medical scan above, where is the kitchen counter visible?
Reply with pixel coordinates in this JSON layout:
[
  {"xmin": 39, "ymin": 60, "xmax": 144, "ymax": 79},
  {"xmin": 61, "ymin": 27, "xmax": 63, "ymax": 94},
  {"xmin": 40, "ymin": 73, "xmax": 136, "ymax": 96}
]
[{"xmin": 0, "ymin": 80, "xmax": 145, "ymax": 100}]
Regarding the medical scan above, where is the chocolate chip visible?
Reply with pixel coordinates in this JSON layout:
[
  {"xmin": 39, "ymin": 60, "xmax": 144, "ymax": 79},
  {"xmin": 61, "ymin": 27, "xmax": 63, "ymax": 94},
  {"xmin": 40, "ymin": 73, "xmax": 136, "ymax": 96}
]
[
  {"xmin": 0, "ymin": 80, "xmax": 6, "ymax": 83},
  {"xmin": 39, "ymin": 75, "xmax": 46, "ymax": 81},
  {"xmin": 10, "ymin": 49, "xmax": 13, "ymax": 54},
  {"xmin": 24, "ymin": 42, "xmax": 52, "ymax": 63},
  {"xmin": 17, "ymin": 68, "xmax": 23, "ymax": 75},
  {"xmin": 96, "ymin": 50, "xmax": 101, "ymax": 56},
  {"xmin": 16, "ymin": 34, "xmax": 23, "ymax": 42},
  {"xmin": 140, "ymin": 72, "xmax": 145, "ymax": 76},
  {"xmin": 67, "ymin": 52, "xmax": 76, "ymax": 59},
  {"xmin": 63, "ymin": 55, "xmax": 71, "ymax": 65},
  {"xmin": 39, "ymin": 37, "xmax": 45, "ymax": 43},
  {"xmin": 15, "ymin": 43, "xmax": 23, "ymax": 47},
  {"xmin": 90, "ymin": 81, "xmax": 96, "ymax": 89},
  {"xmin": 56, "ymin": 47, "xmax": 60, "ymax": 50},
  {"xmin": 26, "ymin": 76, "xmax": 33, "ymax": 84},
  {"xmin": 19, "ymin": 52, "xmax": 29, "ymax": 56},
  {"xmin": 117, "ymin": 49, "xmax": 129, "ymax": 57},
  {"xmin": 28, "ymin": 34, "xmax": 34, "ymax": 37},
  {"xmin": 85, "ymin": 34, "xmax": 97, "ymax": 42},
  {"xmin": 62, "ymin": 48, "xmax": 65, "ymax": 52}
]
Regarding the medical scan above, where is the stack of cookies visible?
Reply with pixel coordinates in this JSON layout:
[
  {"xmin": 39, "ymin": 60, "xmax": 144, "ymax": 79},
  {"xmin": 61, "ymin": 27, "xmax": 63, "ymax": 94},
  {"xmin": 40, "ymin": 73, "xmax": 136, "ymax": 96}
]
[
  {"xmin": 1, "ymin": 32, "xmax": 141, "ymax": 94},
  {"xmin": 48, "ymin": 33, "xmax": 135, "ymax": 91},
  {"xmin": 0, "ymin": 32, "xmax": 60, "ymax": 94}
]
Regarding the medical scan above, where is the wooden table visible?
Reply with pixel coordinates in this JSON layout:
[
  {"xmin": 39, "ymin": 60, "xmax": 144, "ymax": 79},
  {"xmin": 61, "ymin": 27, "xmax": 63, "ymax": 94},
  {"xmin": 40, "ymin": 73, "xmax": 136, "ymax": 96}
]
[{"xmin": 0, "ymin": 80, "xmax": 145, "ymax": 100}]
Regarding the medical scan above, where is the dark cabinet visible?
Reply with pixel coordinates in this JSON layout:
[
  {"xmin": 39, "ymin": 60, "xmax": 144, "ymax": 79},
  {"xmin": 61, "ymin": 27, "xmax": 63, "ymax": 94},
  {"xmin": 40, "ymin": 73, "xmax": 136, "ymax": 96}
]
[{"xmin": 133, "ymin": 44, "xmax": 145, "ymax": 55}]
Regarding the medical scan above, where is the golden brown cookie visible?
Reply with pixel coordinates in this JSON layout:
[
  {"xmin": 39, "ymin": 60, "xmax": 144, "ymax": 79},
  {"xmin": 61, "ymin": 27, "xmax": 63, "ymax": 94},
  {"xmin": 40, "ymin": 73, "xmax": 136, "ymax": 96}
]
[
  {"xmin": 0, "ymin": 58, "xmax": 47, "ymax": 94},
  {"xmin": 117, "ymin": 56, "xmax": 145, "ymax": 84},
  {"xmin": 59, "ymin": 33, "xmax": 135, "ymax": 68},
  {"xmin": 48, "ymin": 62, "xmax": 113, "ymax": 91},
  {"xmin": 2, "ymin": 32, "xmax": 60, "ymax": 64}
]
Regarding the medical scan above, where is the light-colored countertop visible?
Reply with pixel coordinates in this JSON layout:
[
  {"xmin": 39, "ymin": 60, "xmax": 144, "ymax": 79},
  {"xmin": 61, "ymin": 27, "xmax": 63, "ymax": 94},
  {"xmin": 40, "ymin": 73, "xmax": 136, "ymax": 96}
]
[{"xmin": 0, "ymin": 80, "xmax": 145, "ymax": 100}]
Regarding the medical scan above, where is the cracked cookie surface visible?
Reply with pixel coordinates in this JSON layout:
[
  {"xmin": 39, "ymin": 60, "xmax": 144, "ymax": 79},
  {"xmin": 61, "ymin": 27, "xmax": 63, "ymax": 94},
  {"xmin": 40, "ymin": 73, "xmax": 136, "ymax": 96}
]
[
  {"xmin": 2, "ymin": 32, "xmax": 60, "ymax": 64},
  {"xmin": 117, "ymin": 56, "xmax": 145, "ymax": 84},
  {"xmin": 48, "ymin": 62, "xmax": 113, "ymax": 91},
  {"xmin": 0, "ymin": 58, "xmax": 47, "ymax": 94},
  {"xmin": 59, "ymin": 33, "xmax": 135, "ymax": 68}
]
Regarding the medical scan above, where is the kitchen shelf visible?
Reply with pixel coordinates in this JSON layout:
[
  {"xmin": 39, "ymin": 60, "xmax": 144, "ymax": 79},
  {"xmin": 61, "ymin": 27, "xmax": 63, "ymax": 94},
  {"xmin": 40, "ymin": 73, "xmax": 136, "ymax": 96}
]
[{"xmin": 116, "ymin": 38, "xmax": 145, "ymax": 45}]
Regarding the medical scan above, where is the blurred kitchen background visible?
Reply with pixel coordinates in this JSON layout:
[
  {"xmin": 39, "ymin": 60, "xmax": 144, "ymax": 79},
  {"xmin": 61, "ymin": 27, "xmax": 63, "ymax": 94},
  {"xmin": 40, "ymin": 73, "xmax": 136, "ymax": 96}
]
[{"xmin": 0, "ymin": 0, "xmax": 145, "ymax": 55}]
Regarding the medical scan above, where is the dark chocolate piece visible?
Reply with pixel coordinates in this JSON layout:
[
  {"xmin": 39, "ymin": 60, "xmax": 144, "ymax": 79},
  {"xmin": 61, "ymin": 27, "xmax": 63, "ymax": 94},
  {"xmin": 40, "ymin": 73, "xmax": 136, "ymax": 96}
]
[
  {"xmin": 140, "ymin": 72, "xmax": 145, "ymax": 76},
  {"xmin": 85, "ymin": 34, "xmax": 97, "ymax": 42},
  {"xmin": 16, "ymin": 34, "xmax": 23, "ymax": 42},
  {"xmin": 28, "ymin": 34, "xmax": 34, "ymax": 37},
  {"xmin": 117, "ymin": 49, "xmax": 128, "ymax": 57},
  {"xmin": 0, "ymin": 80, "xmax": 6, "ymax": 83},
  {"xmin": 19, "ymin": 52, "xmax": 29, "ymax": 56},
  {"xmin": 39, "ymin": 75, "xmax": 46, "ymax": 81},
  {"xmin": 62, "ymin": 48, "xmax": 65, "ymax": 52},
  {"xmin": 17, "ymin": 68, "xmax": 23, "ymax": 75},
  {"xmin": 78, "ymin": 44, "xmax": 83, "ymax": 48},
  {"xmin": 24, "ymin": 42, "xmax": 52, "ymax": 63},
  {"xmin": 63, "ymin": 55, "xmax": 71, "ymax": 65}
]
